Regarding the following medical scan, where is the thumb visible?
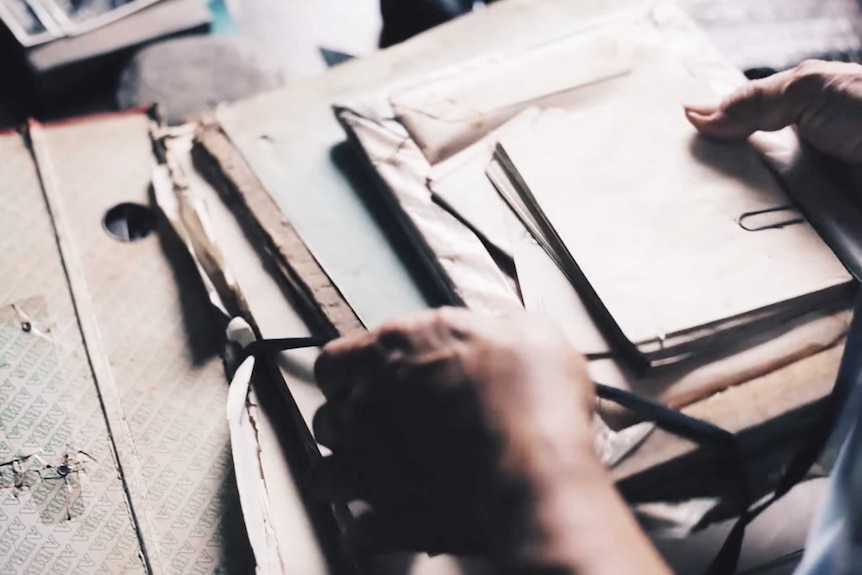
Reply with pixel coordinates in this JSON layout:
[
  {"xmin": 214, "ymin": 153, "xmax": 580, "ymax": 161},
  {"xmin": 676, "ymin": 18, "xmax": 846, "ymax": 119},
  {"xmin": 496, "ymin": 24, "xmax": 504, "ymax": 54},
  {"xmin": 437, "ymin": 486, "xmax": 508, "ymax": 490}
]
[{"xmin": 684, "ymin": 65, "xmax": 817, "ymax": 139}]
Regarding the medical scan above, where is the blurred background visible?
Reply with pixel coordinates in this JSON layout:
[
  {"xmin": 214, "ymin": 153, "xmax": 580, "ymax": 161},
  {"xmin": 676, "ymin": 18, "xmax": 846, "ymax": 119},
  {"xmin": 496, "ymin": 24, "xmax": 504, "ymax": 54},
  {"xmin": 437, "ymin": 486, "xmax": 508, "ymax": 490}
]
[{"xmin": 1, "ymin": 0, "xmax": 861, "ymax": 129}]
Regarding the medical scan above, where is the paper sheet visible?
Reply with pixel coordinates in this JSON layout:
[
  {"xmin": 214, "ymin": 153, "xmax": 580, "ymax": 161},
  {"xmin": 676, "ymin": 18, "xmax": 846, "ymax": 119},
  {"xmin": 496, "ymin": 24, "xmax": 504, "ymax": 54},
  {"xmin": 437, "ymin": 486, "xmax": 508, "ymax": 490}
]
[
  {"xmin": 154, "ymin": 125, "xmax": 331, "ymax": 574},
  {"xmin": 390, "ymin": 22, "xmax": 637, "ymax": 164},
  {"xmin": 427, "ymin": 108, "xmax": 550, "ymax": 263},
  {"xmin": 339, "ymin": 111, "xmax": 522, "ymax": 314},
  {"xmin": 496, "ymin": 36, "xmax": 851, "ymax": 350},
  {"xmin": 497, "ymin": 156, "xmax": 851, "ymax": 411},
  {"xmin": 504, "ymin": 212, "xmax": 611, "ymax": 355}
]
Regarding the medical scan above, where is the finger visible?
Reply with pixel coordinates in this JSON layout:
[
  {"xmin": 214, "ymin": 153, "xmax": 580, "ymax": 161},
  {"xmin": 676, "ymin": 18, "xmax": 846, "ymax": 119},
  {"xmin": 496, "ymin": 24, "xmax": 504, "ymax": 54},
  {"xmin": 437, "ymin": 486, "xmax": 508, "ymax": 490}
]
[
  {"xmin": 312, "ymin": 402, "xmax": 350, "ymax": 450},
  {"xmin": 314, "ymin": 331, "xmax": 384, "ymax": 401},
  {"xmin": 307, "ymin": 455, "xmax": 368, "ymax": 503},
  {"xmin": 349, "ymin": 511, "xmax": 485, "ymax": 555},
  {"xmin": 684, "ymin": 68, "xmax": 808, "ymax": 139}
]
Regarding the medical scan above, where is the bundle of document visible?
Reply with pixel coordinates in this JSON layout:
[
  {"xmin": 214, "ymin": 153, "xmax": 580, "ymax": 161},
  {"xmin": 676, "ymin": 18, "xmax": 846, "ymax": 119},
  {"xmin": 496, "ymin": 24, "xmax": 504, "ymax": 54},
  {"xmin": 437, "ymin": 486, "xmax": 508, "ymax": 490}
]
[
  {"xmin": 489, "ymin": 87, "xmax": 851, "ymax": 367},
  {"xmin": 335, "ymin": 2, "xmax": 855, "ymax": 396}
]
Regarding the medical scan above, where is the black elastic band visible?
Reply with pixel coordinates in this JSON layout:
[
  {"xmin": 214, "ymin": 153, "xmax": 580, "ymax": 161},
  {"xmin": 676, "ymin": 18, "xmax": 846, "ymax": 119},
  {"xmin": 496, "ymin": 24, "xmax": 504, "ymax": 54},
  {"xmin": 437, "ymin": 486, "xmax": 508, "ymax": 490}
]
[
  {"xmin": 706, "ymin": 293, "xmax": 862, "ymax": 575},
  {"xmin": 596, "ymin": 384, "xmax": 740, "ymax": 455},
  {"xmin": 248, "ymin": 308, "xmax": 862, "ymax": 575},
  {"xmin": 248, "ymin": 336, "xmax": 752, "ymax": 503},
  {"xmin": 242, "ymin": 336, "xmax": 330, "ymax": 359},
  {"xmin": 596, "ymin": 383, "xmax": 752, "ymax": 516}
]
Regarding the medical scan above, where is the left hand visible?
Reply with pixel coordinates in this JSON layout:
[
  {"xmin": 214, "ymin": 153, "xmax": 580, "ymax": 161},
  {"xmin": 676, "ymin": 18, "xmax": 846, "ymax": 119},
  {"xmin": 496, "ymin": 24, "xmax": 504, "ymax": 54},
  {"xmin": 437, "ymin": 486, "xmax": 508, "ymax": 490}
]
[{"xmin": 685, "ymin": 60, "xmax": 862, "ymax": 163}]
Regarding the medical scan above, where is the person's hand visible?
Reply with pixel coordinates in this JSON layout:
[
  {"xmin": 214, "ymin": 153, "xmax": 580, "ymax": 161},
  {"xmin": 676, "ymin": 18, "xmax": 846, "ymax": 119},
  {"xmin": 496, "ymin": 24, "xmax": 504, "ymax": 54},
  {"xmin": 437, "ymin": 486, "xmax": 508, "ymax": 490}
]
[
  {"xmin": 685, "ymin": 60, "xmax": 862, "ymax": 163},
  {"xmin": 309, "ymin": 308, "xmax": 670, "ymax": 575},
  {"xmin": 310, "ymin": 308, "xmax": 596, "ymax": 554}
]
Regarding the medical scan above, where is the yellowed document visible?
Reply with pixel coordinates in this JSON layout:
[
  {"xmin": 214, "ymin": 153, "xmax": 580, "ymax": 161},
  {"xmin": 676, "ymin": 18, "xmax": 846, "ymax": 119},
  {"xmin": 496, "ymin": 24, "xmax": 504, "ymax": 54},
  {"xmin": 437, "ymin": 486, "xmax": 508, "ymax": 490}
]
[{"xmin": 496, "ymin": 46, "xmax": 851, "ymax": 353}]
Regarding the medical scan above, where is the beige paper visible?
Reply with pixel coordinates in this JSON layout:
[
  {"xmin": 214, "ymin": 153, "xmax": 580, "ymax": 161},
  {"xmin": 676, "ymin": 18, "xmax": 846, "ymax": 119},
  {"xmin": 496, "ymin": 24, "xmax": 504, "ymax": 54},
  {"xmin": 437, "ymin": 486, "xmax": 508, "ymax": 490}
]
[
  {"xmin": 340, "ymin": 111, "xmax": 522, "ymax": 314},
  {"xmin": 502, "ymin": 190, "xmax": 850, "ymax": 410},
  {"xmin": 497, "ymin": 46, "xmax": 851, "ymax": 349},
  {"xmin": 594, "ymin": 308, "xmax": 850, "ymax": 412},
  {"xmin": 504, "ymin": 211, "xmax": 612, "ymax": 355},
  {"xmin": 390, "ymin": 21, "xmax": 638, "ymax": 164},
  {"xmin": 427, "ymin": 108, "xmax": 543, "ymax": 259}
]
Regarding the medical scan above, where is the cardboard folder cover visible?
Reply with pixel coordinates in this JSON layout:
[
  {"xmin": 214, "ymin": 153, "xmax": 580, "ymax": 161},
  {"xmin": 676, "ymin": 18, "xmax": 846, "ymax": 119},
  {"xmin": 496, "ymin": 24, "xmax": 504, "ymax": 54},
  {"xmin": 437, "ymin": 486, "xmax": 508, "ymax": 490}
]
[
  {"xmin": 0, "ymin": 113, "xmax": 262, "ymax": 572},
  {"xmin": 0, "ymin": 129, "xmax": 144, "ymax": 573}
]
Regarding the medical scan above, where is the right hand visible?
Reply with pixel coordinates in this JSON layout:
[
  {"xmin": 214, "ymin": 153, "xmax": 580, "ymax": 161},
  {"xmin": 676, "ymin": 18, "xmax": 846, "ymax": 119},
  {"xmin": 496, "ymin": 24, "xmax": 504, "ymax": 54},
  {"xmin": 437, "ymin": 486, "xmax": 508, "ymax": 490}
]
[
  {"xmin": 310, "ymin": 308, "xmax": 670, "ymax": 574},
  {"xmin": 310, "ymin": 308, "xmax": 597, "ymax": 556},
  {"xmin": 685, "ymin": 60, "xmax": 862, "ymax": 163}
]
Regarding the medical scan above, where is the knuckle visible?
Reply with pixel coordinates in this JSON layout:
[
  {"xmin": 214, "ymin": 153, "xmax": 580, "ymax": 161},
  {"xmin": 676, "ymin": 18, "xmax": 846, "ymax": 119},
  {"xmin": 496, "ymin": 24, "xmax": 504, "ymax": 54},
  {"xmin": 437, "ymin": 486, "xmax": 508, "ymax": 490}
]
[
  {"xmin": 379, "ymin": 308, "xmax": 446, "ymax": 335},
  {"xmin": 430, "ymin": 306, "xmax": 460, "ymax": 329},
  {"xmin": 791, "ymin": 68, "xmax": 826, "ymax": 88},
  {"xmin": 375, "ymin": 324, "xmax": 410, "ymax": 355},
  {"xmin": 376, "ymin": 319, "xmax": 406, "ymax": 341},
  {"xmin": 786, "ymin": 60, "xmax": 862, "ymax": 113},
  {"xmin": 822, "ymin": 63, "xmax": 862, "ymax": 93},
  {"xmin": 377, "ymin": 312, "xmax": 430, "ymax": 340},
  {"xmin": 737, "ymin": 80, "xmax": 764, "ymax": 105},
  {"xmin": 733, "ymin": 82, "xmax": 761, "ymax": 103},
  {"xmin": 376, "ymin": 310, "xmax": 441, "ymax": 351},
  {"xmin": 788, "ymin": 60, "xmax": 830, "ymax": 96},
  {"xmin": 794, "ymin": 59, "xmax": 827, "ymax": 77},
  {"xmin": 719, "ymin": 82, "xmax": 763, "ymax": 119}
]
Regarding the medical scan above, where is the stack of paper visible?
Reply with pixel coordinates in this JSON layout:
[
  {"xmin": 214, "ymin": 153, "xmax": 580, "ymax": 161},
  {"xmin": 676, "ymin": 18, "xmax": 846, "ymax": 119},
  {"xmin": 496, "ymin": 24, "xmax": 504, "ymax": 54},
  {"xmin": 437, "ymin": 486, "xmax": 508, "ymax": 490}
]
[
  {"xmin": 337, "ymin": 9, "xmax": 855, "ymax": 369},
  {"xmin": 332, "ymin": 0, "xmax": 859, "ymax": 385},
  {"xmin": 490, "ymin": 95, "xmax": 853, "ymax": 366}
]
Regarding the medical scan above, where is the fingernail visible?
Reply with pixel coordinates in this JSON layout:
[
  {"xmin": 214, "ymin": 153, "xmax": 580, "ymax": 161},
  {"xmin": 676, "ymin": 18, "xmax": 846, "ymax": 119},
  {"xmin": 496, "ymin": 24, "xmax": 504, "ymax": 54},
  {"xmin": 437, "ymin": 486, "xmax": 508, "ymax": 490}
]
[
  {"xmin": 682, "ymin": 98, "xmax": 721, "ymax": 114},
  {"xmin": 684, "ymin": 108, "xmax": 722, "ymax": 127}
]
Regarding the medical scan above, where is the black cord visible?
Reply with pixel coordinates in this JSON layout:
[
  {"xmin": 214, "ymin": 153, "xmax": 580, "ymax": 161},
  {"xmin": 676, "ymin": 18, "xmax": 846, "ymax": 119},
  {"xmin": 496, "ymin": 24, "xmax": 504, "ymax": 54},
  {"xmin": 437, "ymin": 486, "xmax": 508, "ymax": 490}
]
[{"xmin": 244, "ymin": 296, "xmax": 862, "ymax": 575}]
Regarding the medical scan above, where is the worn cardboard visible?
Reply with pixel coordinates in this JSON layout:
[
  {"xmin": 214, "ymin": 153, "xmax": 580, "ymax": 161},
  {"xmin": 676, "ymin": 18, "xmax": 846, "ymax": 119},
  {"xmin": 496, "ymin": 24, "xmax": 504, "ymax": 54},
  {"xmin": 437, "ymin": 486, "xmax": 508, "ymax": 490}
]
[
  {"xmin": 0, "ymin": 112, "xmax": 255, "ymax": 573},
  {"xmin": 0, "ymin": 128, "xmax": 145, "ymax": 573},
  {"xmin": 160, "ymin": 124, "xmax": 338, "ymax": 574}
]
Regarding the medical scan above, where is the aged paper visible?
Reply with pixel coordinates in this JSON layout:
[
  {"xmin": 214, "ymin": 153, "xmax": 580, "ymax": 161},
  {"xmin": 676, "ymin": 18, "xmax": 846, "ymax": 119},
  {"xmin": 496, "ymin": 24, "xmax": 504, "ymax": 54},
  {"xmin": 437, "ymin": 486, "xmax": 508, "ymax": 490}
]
[{"xmin": 496, "ymin": 37, "xmax": 851, "ymax": 351}]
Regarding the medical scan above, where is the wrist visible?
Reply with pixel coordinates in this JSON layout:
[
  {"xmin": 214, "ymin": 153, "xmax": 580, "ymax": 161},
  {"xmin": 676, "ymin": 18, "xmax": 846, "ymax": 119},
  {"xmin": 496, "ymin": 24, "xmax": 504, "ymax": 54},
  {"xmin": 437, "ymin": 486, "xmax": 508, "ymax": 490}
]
[
  {"xmin": 488, "ymin": 429, "xmax": 670, "ymax": 575},
  {"xmin": 498, "ymin": 403, "xmax": 599, "ymax": 495},
  {"xmin": 485, "ymin": 415, "xmax": 604, "ymax": 562},
  {"xmin": 492, "ymin": 454, "xmax": 612, "ymax": 571}
]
